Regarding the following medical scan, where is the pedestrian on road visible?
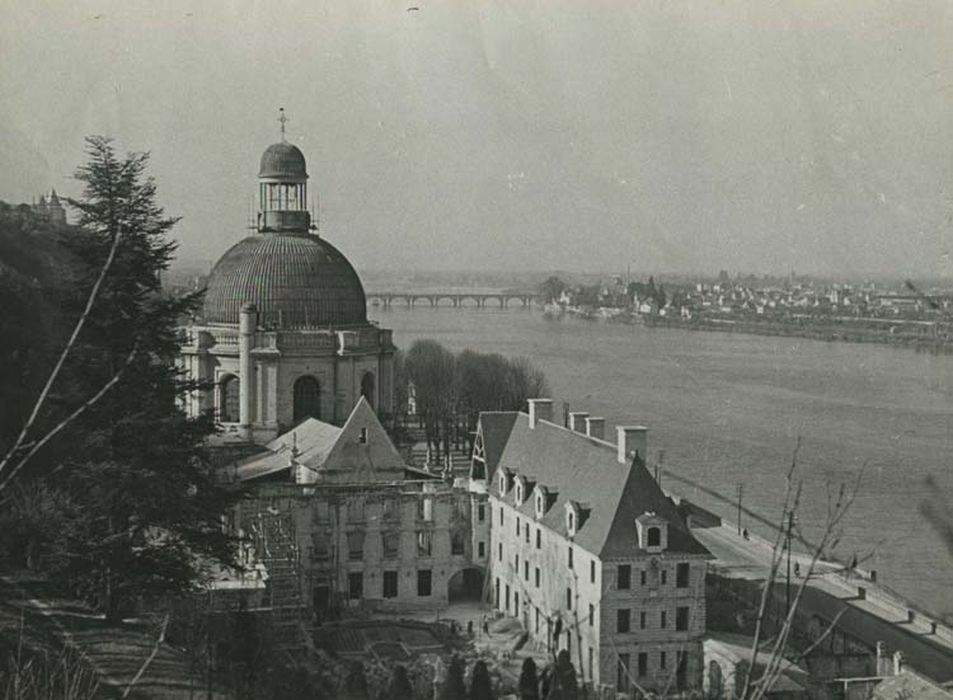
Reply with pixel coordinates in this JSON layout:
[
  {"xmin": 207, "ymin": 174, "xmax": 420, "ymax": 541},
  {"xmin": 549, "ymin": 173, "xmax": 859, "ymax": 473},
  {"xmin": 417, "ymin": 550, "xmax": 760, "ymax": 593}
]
[
  {"xmin": 483, "ymin": 618, "xmax": 489, "ymax": 635},
  {"xmin": 742, "ymin": 528, "xmax": 750, "ymax": 541}
]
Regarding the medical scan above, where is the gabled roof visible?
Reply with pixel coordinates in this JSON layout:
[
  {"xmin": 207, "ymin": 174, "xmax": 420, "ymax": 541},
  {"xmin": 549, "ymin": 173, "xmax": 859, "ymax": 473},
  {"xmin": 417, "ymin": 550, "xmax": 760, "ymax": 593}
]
[
  {"xmin": 236, "ymin": 397, "xmax": 406, "ymax": 484},
  {"xmin": 482, "ymin": 411, "xmax": 709, "ymax": 559},
  {"xmin": 473, "ymin": 412, "xmax": 518, "ymax": 477}
]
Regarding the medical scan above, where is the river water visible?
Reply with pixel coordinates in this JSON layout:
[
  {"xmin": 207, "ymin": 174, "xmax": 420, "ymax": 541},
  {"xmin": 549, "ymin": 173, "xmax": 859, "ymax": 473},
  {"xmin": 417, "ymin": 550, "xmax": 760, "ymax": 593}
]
[{"xmin": 369, "ymin": 305, "xmax": 953, "ymax": 619}]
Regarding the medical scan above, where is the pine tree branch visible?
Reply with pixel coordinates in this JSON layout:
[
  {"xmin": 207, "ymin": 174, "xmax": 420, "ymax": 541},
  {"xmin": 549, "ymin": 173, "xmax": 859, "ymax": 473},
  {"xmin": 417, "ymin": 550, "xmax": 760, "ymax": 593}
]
[
  {"xmin": 0, "ymin": 341, "xmax": 139, "ymax": 494},
  {"xmin": 0, "ymin": 225, "xmax": 123, "ymax": 486}
]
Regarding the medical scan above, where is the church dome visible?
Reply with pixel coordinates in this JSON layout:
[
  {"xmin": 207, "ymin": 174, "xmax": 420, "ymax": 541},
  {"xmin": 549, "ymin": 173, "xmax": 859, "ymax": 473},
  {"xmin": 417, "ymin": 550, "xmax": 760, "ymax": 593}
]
[
  {"xmin": 202, "ymin": 234, "xmax": 367, "ymax": 328},
  {"xmin": 259, "ymin": 142, "xmax": 308, "ymax": 180}
]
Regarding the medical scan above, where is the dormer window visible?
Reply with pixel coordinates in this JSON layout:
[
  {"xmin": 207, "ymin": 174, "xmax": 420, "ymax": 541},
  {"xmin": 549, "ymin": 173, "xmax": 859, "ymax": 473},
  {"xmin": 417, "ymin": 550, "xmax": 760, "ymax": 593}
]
[
  {"xmin": 536, "ymin": 493, "xmax": 544, "ymax": 518},
  {"xmin": 515, "ymin": 482, "xmax": 523, "ymax": 505},
  {"xmin": 498, "ymin": 470, "xmax": 508, "ymax": 495},
  {"xmin": 534, "ymin": 485, "xmax": 552, "ymax": 519},
  {"xmin": 636, "ymin": 512, "xmax": 668, "ymax": 553},
  {"xmin": 565, "ymin": 502, "xmax": 580, "ymax": 537},
  {"xmin": 647, "ymin": 527, "xmax": 661, "ymax": 547},
  {"xmin": 568, "ymin": 511, "xmax": 576, "ymax": 535}
]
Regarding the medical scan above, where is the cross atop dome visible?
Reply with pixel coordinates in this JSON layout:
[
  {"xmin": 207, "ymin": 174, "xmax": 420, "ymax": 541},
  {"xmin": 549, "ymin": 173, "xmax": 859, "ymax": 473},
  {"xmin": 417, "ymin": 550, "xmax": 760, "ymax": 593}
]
[{"xmin": 278, "ymin": 107, "xmax": 288, "ymax": 142}]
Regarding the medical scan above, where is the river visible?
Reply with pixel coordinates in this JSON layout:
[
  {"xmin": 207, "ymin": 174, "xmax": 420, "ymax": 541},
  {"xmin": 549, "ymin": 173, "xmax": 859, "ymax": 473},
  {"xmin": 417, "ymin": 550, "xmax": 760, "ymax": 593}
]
[{"xmin": 369, "ymin": 305, "xmax": 953, "ymax": 620}]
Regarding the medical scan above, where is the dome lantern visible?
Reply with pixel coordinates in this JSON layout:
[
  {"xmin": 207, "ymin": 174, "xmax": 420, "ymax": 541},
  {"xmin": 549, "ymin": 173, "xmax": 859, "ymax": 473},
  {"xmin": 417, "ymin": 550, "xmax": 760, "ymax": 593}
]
[{"xmin": 258, "ymin": 108, "xmax": 312, "ymax": 234}]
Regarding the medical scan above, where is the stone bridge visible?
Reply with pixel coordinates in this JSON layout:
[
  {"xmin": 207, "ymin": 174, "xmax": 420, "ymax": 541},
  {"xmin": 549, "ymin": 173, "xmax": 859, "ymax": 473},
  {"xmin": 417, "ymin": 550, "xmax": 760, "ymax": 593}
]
[{"xmin": 366, "ymin": 291, "xmax": 540, "ymax": 309}]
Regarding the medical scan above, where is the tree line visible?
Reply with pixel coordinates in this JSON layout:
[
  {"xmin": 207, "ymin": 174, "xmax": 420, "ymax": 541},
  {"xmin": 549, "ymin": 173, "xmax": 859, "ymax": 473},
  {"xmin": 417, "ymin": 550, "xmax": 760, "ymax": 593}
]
[{"xmin": 399, "ymin": 340, "xmax": 549, "ymax": 461}]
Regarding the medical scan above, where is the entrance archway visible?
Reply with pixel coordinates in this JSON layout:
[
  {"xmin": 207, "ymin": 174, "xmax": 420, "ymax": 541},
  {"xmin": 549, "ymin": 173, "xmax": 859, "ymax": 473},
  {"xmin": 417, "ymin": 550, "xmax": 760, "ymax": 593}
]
[{"xmin": 447, "ymin": 567, "xmax": 485, "ymax": 603}]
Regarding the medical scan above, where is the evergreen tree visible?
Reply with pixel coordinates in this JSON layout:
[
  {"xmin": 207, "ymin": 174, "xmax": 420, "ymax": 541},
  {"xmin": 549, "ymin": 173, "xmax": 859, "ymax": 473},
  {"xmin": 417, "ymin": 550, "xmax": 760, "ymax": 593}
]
[
  {"xmin": 386, "ymin": 665, "xmax": 414, "ymax": 700},
  {"xmin": 6, "ymin": 136, "xmax": 236, "ymax": 620},
  {"xmin": 468, "ymin": 660, "xmax": 493, "ymax": 700},
  {"xmin": 518, "ymin": 657, "xmax": 539, "ymax": 700},
  {"xmin": 342, "ymin": 661, "xmax": 370, "ymax": 700},
  {"xmin": 439, "ymin": 655, "xmax": 466, "ymax": 700}
]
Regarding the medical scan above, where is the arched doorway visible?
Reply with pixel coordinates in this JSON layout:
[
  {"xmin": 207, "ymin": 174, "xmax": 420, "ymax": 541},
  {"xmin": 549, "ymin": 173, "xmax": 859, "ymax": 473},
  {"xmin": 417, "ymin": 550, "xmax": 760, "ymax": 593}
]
[
  {"xmin": 360, "ymin": 371, "xmax": 376, "ymax": 407},
  {"xmin": 447, "ymin": 567, "xmax": 485, "ymax": 604},
  {"xmin": 220, "ymin": 374, "xmax": 239, "ymax": 423},
  {"xmin": 293, "ymin": 375, "xmax": 321, "ymax": 423}
]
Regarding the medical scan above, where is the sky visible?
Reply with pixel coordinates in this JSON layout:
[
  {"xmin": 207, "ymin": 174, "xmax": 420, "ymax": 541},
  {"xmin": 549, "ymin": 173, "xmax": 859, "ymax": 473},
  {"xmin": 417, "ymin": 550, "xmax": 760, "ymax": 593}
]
[{"xmin": 2, "ymin": 0, "xmax": 952, "ymax": 278}]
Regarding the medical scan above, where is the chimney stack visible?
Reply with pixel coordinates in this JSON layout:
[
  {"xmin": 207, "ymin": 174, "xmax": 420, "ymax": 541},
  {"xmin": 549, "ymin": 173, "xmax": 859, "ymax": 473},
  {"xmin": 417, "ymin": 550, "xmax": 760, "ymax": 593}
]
[
  {"xmin": 527, "ymin": 399, "xmax": 554, "ymax": 429},
  {"xmin": 585, "ymin": 417, "xmax": 606, "ymax": 440},
  {"xmin": 569, "ymin": 412, "xmax": 589, "ymax": 433},
  {"xmin": 617, "ymin": 426, "xmax": 648, "ymax": 464}
]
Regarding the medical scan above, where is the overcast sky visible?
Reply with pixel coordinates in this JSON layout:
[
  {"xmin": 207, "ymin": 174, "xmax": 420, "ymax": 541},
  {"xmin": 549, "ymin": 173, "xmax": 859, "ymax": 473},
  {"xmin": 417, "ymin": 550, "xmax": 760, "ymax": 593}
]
[{"xmin": 2, "ymin": 0, "xmax": 952, "ymax": 278}]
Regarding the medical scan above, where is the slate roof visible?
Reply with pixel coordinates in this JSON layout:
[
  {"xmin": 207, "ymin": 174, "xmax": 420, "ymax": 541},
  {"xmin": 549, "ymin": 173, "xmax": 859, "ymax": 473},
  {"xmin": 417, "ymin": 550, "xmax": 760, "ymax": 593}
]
[
  {"xmin": 473, "ymin": 411, "xmax": 519, "ymax": 478},
  {"xmin": 235, "ymin": 397, "xmax": 406, "ymax": 484},
  {"xmin": 483, "ymin": 412, "xmax": 710, "ymax": 560}
]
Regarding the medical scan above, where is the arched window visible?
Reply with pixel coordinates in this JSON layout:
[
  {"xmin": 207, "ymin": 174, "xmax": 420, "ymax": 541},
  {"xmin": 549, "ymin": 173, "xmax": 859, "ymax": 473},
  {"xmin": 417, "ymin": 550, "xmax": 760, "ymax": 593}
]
[
  {"xmin": 293, "ymin": 376, "xmax": 321, "ymax": 423},
  {"xmin": 360, "ymin": 372, "xmax": 376, "ymax": 406},
  {"xmin": 220, "ymin": 374, "xmax": 239, "ymax": 423},
  {"xmin": 647, "ymin": 527, "xmax": 661, "ymax": 547}
]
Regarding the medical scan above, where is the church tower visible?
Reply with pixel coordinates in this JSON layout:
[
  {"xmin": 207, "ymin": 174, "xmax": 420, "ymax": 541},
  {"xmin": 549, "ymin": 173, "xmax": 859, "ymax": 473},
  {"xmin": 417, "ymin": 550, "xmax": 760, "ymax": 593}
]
[{"xmin": 179, "ymin": 112, "xmax": 395, "ymax": 444}]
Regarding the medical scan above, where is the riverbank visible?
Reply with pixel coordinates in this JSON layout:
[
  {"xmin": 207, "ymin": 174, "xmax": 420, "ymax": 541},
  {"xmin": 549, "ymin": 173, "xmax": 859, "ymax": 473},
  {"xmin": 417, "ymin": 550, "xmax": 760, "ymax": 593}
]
[{"xmin": 544, "ymin": 305, "xmax": 953, "ymax": 353}]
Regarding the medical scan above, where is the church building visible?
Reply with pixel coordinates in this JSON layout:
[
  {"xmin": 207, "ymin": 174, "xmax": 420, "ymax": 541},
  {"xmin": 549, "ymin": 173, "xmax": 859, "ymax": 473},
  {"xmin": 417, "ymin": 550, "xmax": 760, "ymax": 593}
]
[{"xmin": 179, "ymin": 124, "xmax": 395, "ymax": 443}]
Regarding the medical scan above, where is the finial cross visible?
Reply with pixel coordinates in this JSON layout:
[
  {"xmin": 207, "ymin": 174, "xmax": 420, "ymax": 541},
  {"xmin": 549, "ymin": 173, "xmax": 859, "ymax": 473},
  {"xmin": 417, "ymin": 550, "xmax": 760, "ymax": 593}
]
[{"xmin": 278, "ymin": 108, "xmax": 289, "ymax": 140}]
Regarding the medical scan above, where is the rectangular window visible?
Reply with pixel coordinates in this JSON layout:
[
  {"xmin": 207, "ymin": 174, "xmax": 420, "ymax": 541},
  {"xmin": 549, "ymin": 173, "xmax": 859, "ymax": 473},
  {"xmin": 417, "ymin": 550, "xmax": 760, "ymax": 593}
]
[
  {"xmin": 383, "ymin": 570, "xmax": 398, "ymax": 598},
  {"xmin": 418, "ymin": 497, "xmax": 433, "ymax": 522},
  {"xmin": 505, "ymin": 584, "xmax": 510, "ymax": 611},
  {"xmin": 588, "ymin": 647, "xmax": 593, "ymax": 681},
  {"xmin": 348, "ymin": 499, "xmax": 365, "ymax": 522},
  {"xmin": 568, "ymin": 547, "xmax": 574, "ymax": 569},
  {"xmin": 498, "ymin": 542, "xmax": 503, "ymax": 562},
  {"xmin": 515, "ymin": 553, "xmax": 519, "ymax": 571},
  {"xmin": 535, "ymin": 567, "xmax": 540, "ymax": 588},
  {"xmin": 312, "ymin": 532, "xmax": 330, "ymax": 562},
  {"xmin": 347, "ymin": 531, "xmax": 364, "ymax": 561},
  {"xmin": 451, "ymin": 531, "xmax": 465, "ymax": 556},
  {"xmin": 478, "ymin": 504, "xmax": 485, "ymax": 522},
  {"xmin": 660, "ymin": 650, "xmax": 667, "ymax": 670},
  {"xmin": 618, "ymin": 654, "xmax": 630, "ymax": 692},
  {"xmin": 640, "ymin": 611, "xmax": 646, "ymax": 629},
  {"xmin": 516, "ymin": 516, "xmax": 520, "ymax": 536},
  {"xmin": 566, "ymin": 631, "xmax": 571, "ymax": 654},
  {"xmin": 382, "ymin": 531, "xmax": 399, "ymax": 559},
  {"xmin": 478, "ymin": 541, "xmax": 485, "ymax": 558},
  {"xmin": 417, "ymin": 530, "xmax": 432, "ymax": 556},
  {"xmin": 382, "ymin": 498, "xmax": 397, "ymax": 520},
  {"xmin": 417, "ymin": 569, "xmax": 432, "ymax": 596},
  {"xmin": 590, "ymin": 560, "xmax": 596, "ymax": 584},
  {"xmin": 640, "ymin": 570, "xmax": 647, "ymax": 586},
  {"xmin": 676, "ymin": 562, "xmax": 690, "ymax": 588},
  {"xmin": 536, "ymin": 528, "xmax": 541, "ymax": 549},
  {"xmin": 637, "ymin": 652, "xmax": 647, "ymax": 677},
  {"xmin": 525, "ymin": 525, "xmax": 530, "ymax": 544},
  {"xmin": 618, "ymin": 564, "xmax": 631, "ymax": 590},
  {"xmin": 500, "ymin": 507, "xmax": 504, "ymax": 525},
  {"xmin": 524, "ymin": 560, "xmax": 529, "ymax": 581},
  {"xmin": 535, "ymin": 608, "xmax": 540, "ymax": 633},
  {"xmin": 676, "ymin": 606, "xmax": 690, "ymax": 631},
  {"xmin": 566, "ymin": 587, "xmax": 572, "ymax": 610},
  {"xmin": 589, "ymin": 604, "xmax": 594, "ymax": 626},
  {"xmin": 617, "ymin": 609, "xmax": 631, "ymax": 633},
  {"xmin": 661, "ymin": 569, "xmax": 668, "ymax": 585},
  {"xmin": 660, "ymin": 610, "xmax": 667, "ymax": 629},
  {"xmin": 348, "ymin": 572, "xmax": 363, "ymax": 599}
]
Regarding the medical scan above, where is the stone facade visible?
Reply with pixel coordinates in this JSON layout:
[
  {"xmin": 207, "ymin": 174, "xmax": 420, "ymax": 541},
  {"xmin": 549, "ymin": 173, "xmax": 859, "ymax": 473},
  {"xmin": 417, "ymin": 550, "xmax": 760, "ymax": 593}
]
[{"xmin": 472, "ymin": 401, "xmax": 711, "ymax": 696}]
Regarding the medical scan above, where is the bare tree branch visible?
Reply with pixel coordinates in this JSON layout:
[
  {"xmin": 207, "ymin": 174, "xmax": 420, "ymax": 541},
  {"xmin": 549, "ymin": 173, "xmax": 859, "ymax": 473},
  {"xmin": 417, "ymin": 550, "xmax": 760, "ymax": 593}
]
[{"xmin": 0, "ymin": 226, "xmax": 124, "ymax": 487}]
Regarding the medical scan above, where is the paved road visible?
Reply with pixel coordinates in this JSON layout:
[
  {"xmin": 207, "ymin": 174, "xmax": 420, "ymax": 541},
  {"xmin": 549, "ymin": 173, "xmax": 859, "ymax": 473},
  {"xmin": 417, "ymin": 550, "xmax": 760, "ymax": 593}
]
[{"xmin": 693, "ymin": 523, "xmax": 953, "ymax": 683}]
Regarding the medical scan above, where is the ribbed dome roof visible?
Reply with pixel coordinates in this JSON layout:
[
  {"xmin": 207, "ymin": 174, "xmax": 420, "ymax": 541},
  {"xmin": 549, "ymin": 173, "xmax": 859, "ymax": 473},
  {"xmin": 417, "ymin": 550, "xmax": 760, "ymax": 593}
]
[
  {"xmin": 259, "ymin": 142, "xmax": 308, "ymax": 180},
  {"xmin": 202, "ymin": 235, "xmax": 367, "ymax": 328}
]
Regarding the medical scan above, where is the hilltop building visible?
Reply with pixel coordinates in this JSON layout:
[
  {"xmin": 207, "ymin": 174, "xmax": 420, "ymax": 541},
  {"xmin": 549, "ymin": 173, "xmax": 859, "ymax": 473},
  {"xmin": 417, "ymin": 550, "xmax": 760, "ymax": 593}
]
[
  {"xmin": 469, "ymin": 400, "xmax": 711, "ymax": 696},
  {"xmin": 33, "ymin": 189, "xmax": 67, "ymax": 225},
  {"xmin": 179, "ymin": 131, "xmax": 395, "ymax": 444}
]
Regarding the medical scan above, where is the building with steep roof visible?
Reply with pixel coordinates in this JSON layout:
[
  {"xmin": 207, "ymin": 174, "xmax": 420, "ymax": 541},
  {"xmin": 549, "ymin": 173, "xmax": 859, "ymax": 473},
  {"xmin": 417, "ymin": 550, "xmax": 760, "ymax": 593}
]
[
  {"xmin": 228, "ymin": 398, "xmax": 478, "ymax": 619},
  {"xmin": 179, "ymin": 125, "xmax": 395, "ymax": 443},
  {"xmin": 469, "ymin": 399, "xmax": 712, "ymax": 696},
  {"xmin": 33, "ymin": 189, "xmax": 67, "ymax": 225}
]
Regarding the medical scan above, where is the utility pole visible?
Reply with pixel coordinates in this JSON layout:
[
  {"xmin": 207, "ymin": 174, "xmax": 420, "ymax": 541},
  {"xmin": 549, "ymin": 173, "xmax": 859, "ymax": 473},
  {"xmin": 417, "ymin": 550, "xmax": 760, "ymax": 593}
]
[{"xmin": 736, "ymin": 483, "xmax": 744, "ymax": 535}]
